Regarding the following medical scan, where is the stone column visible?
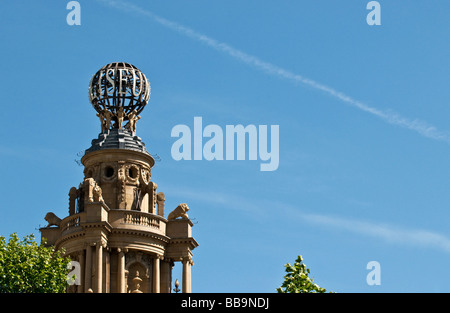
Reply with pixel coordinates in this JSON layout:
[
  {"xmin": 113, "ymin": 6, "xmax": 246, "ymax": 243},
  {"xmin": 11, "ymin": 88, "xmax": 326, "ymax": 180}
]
[
  {"xmin": 84, "ymin": 245, "xmax": 92, "ymax": 292},
  {"xmin": 105, "ymin": 248, "xmax": 110, "ymax": 293},
  {"xmin": 160, "ymin": 258, "xmax": 172, "ymax": 293},
  {"xmin": 117, "ymin": 248, "xmax": 125, "ymax": 293},
  {"xmin": 182, "ymin": 257, "xmax": 192, "ymax": 293},
  {"xmin": 96, "ymin": 242, "xmax": 103, "ymax": 293},
  {"xmin": 78, "ymin": 251, "xmax": 85, "ymax": 293},
  {"xmin": 153, "ymin": 255, "xmax": 161, "ymax": 293}
]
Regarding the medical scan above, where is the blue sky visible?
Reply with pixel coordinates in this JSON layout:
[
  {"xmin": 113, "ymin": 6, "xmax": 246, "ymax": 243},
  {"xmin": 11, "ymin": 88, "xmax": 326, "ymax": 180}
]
[{"xmin": 1, "ymin": 0, "xmax": 449, "ymax": 292}]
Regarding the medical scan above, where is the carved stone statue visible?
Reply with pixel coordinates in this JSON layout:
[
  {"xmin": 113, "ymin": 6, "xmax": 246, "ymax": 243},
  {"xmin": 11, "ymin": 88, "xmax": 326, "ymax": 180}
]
[
  {"xmin": 97, "ymin": 110, "xmax": 113, "ymax": 132},
  {"xmin": 97, "ymin": 112, "xmax": 105, "ymax": 132},
  {"xmin": 44, "ymin": 212, "xmax": 62, "ymax": 227},
  {"xmin": 93, "ymin": 183, "xmax": 104, "ymax": 203},
  {"xmin": 84, "ymin": 178, "xmax": 95, "ymax": 202},
  {"xmin": 126, "ymin": 110, "xmax": 141, "ymax": 133},
  {"xmin": 167, "ymin": 203, "xmax": 189, "ymax": 220},
  {"xmin": 104, "ymin": 110, "xmax": 113, "ymax": 130},
  {"xmin": 116, "ymin": 107, "xmax": 125, "ymax": 129},
  {"xmin": 84, "ymin": 178, "xmax": 104, "ymax": 203}
]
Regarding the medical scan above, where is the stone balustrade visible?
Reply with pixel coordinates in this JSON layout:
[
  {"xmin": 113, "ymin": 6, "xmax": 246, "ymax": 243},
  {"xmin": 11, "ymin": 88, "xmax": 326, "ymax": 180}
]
[
  {"xmin": 108, "ymin": 209, "xmax": 167, "ymax": 234},
  {"xmin": 60, "ymin": 212, "xmax": 85, "ymax": 234}
]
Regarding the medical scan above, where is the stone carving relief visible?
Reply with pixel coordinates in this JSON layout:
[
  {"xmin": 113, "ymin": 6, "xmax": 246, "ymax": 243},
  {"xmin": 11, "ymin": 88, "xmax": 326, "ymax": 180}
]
[
  {"xmin": 137, "ymin": 177, "xmax": 157, "ymax": 214},
  {"xmin": 125, "ymin": 251, "xmax": 152, "ymax": 293},
  {"xmin": 140, "ymin": 168, "xmax": 151, "ymax": 185},
  {"xmin": 131, "ymin": 271, "xmax": 143, "ymax": 293},
  {"xmin": 117, "ymin": 162, "xmax": 127, "ymax": 209},
  {"xmin": 84, "ymin": 177, "xmax": 104, "ymax": 203},
  {"xmin": 125, "ymin": 164, "xmax": 140, "ymax": 184},
  {"xmin": 84, "ymin": 163, "xmax": 100, "ymax": 182},
  {"xmin": 156, "ymin": 192, "xmax": 165, "ymax": 217}
]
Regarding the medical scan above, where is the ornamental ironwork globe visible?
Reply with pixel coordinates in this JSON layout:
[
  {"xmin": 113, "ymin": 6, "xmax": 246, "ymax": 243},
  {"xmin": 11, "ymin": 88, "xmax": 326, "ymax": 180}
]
[{"xmin": 88, "ymin": 62, "xmax": 150, "ymax": 131}]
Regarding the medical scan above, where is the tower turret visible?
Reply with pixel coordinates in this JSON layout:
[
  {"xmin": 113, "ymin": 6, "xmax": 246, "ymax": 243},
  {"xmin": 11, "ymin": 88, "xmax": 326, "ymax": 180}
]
[{"xmin": 40, "ymin": 62, "xmax": 198, "ymax": 293}]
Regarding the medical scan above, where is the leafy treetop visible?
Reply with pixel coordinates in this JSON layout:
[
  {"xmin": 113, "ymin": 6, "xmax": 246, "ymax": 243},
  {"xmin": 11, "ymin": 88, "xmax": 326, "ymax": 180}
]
[
  {"xmin": 0, "ymin": 233, "xmax": 70, "ymax": 293},
  {"xmin": 277, "ymin": 255, "xmax": 328, "ymax": 293}
]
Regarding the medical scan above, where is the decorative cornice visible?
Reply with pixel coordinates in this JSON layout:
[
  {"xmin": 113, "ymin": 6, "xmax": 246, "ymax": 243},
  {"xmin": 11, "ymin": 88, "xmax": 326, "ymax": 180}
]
[
  {"xmin": 111, "ymin": 228, "xmax": 170, "ymax": 244},
  {"xmin": 169, "ymin": 237, "xmax": 199, "ymax": 250},
  {"xmin": 55, "ymin": 230, "xmax": 86, "ymax": 249}
]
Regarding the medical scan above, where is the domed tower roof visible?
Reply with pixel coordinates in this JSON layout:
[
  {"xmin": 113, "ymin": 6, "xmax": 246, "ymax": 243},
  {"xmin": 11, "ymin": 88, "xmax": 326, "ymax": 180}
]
[{"xmin": 85, "ymin": 128, "xmax": 150, "ymax": 155}]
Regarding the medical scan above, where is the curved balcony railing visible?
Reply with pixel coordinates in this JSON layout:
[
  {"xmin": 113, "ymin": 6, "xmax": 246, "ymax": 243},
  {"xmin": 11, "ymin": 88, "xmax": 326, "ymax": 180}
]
[
  {"xmin": 60, "ymin": 212, "xmax": 85, "ymax": 234},
  {"xmin": 59, "ymin": 209, "xmax": 167, "ymax": 237},
  {"xmin": 108, "ymin": 210, "xmax": 167, "ymax": 234},
  {"xmin": 123, "ymin": 211, "xmax": 160, "ymax": 228}
]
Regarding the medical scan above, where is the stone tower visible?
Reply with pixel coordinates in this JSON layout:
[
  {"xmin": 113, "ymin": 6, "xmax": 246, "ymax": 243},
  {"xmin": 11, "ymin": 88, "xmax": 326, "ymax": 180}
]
[{"xmin": 40, "ymin": 62, "xmax": 198, "ymax": 293}]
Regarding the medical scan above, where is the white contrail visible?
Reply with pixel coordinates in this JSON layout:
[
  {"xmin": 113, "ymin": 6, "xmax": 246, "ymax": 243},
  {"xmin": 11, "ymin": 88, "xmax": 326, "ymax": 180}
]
[
  {"xmin": 301, "ymin": 213, "xmax": 450, "ymax": 254},
  {"xmin": 98, "ymin": 0, "xmax": 450, "ymax": 143},
  {"xmin": 165, "ymin": 185, "xmax": 450, "ymax": 254}
]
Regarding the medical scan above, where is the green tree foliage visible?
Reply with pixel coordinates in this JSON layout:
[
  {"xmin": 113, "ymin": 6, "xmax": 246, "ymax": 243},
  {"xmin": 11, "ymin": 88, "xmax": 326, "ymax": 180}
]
[
  {"xmin": 0, "ymin": 233, "xmax": 70, "ymax": 293},
  {"xmin": 277, "ymin": 255, "xmax": 328, "ymax": 293}
]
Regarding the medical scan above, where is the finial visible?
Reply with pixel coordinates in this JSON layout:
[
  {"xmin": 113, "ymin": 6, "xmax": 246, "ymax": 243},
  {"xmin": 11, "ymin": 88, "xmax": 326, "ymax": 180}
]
[{"xmin": 89, "ymin": 62, "xmax": 150, "ymax": 132}]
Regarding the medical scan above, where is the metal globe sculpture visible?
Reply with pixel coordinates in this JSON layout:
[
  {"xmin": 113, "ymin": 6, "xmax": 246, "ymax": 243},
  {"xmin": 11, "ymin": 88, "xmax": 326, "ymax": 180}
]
[{"xmin": 88, "ymin": 62, "xmax": 150, "ymax": 132}]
